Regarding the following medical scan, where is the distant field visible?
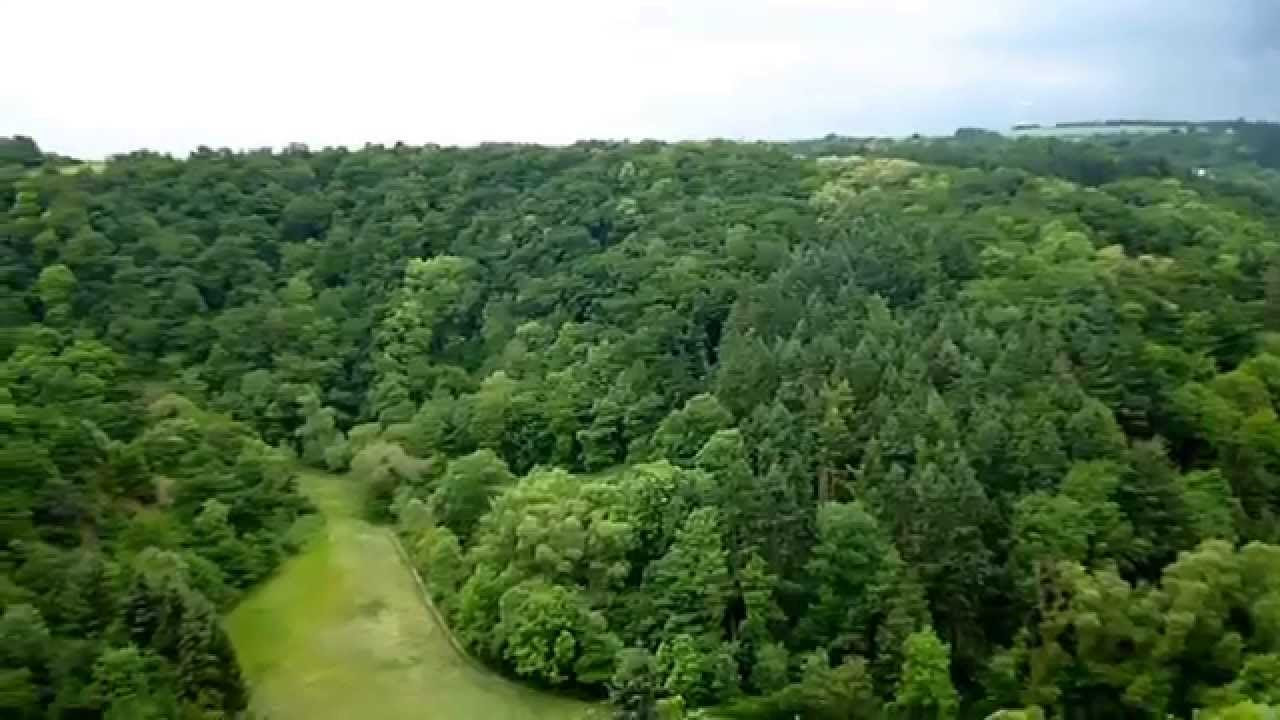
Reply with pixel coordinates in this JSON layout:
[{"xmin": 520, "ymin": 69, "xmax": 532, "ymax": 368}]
[
  {"xmin": 226, "ymin": 471, "xmax": 601, "ymax": 720},
  {"xmin": 24, "ymin": 161, "xmax": 106, "ymax": 178},
  {"xmin": 53, "ymin": 161, "xmax": 106, "ymax": 175},
  {"xmin": 1009, "ymin": 124, "xmax": 1188, "ymax": 138}
]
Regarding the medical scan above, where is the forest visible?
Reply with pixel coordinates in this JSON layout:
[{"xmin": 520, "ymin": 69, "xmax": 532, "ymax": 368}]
[{"xmin": 3, "ymin": 122, "xmax": 1280, "ymax": 719}]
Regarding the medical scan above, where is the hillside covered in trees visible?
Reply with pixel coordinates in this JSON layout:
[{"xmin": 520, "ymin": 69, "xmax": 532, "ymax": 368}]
[{"xmin": 4, "ymin": 124, "xmax": 1280, "ymax": 719}]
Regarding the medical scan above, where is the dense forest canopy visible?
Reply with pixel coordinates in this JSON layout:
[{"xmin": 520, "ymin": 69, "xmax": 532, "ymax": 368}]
[{"xmin": 4, "ymin": 123, "xmax": 1280, "ymax": 719}]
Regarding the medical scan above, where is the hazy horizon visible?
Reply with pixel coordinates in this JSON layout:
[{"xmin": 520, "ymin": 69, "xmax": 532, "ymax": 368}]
[{"xmin": 6, "ymin": 0, "xmax": 1278, "ymax": 159}]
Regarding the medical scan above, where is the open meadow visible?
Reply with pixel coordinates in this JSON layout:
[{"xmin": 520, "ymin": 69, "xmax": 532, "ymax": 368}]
[{"xmin": 226, "ymin": 471, "xmax": 601, "ymax": 720}]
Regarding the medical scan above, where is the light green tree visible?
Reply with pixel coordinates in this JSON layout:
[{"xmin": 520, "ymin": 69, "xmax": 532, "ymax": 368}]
[{"xmin": 892, "ymin": 628, "xmax": 958, "ymax": 720}]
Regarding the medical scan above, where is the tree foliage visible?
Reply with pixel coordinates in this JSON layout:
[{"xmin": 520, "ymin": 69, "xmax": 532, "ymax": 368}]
[{"xmin": 5, "ymin": 127, "xmax": 1280, "ymax": 718}]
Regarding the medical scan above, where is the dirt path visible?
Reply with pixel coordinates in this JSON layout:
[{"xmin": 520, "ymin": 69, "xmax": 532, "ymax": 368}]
[{"xmin": 226, "ymin": 471, "xmax": 600, "ymax": 720}]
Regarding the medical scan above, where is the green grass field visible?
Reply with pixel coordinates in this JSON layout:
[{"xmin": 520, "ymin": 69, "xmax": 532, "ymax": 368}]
[{"xmin": 226, "ymin": 471, "xmax": 601, "ymax": 720}]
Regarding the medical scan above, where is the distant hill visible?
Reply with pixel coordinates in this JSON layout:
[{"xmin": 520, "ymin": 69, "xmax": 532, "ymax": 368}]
[
  {"xmin": 1005, "ymin": 120, "xmax": 1280, "ymax": 168},
  {"xmin": 1, "ymin": 134, "xmax": 90, "ymax": 170},
  {"xmin": 0, "ymin": 135, "xmax": 44, "ymax": 167}
]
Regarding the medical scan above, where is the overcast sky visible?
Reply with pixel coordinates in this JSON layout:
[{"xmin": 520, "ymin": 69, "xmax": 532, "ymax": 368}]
[{"xmin": 4, "ymin": 0, "xmax": 1278, "ymax": 158}]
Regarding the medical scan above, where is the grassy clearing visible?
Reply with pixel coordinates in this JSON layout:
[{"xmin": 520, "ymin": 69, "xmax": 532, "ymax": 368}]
[
  {"xmin": 226, "ymin": 471, "xmax": 601, "ymax": 720},
  {"xmin": 24, "ymin": 161, "xmax": 106, "ymax": 178},
  {"xmin": 59, "ymin": 161, "xmax": 106, "ymax": 174}
]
